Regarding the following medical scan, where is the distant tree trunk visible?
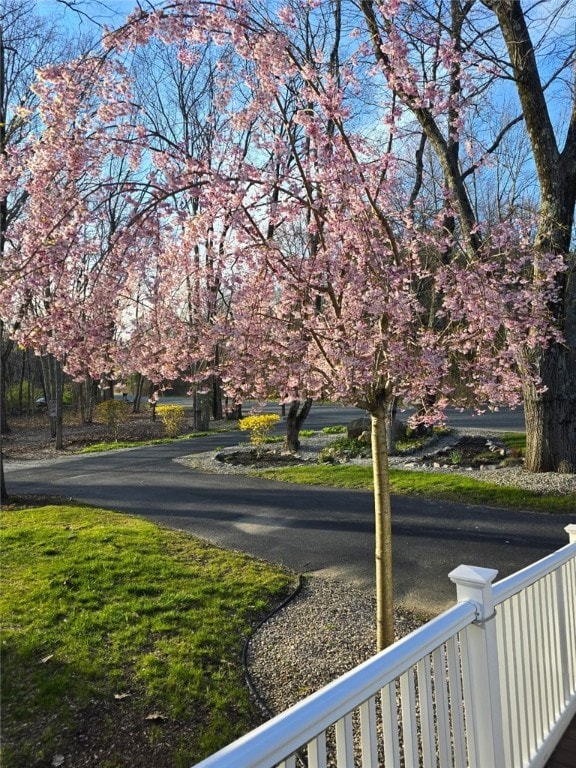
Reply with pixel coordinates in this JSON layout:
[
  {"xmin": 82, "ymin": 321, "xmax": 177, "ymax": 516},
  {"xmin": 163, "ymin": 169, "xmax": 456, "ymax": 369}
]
[
  {"xmin": 40, "ymin": 352, "xmax": 64, "ymax": 449},
  {"xmin": 225, "ymin": 399, "xmax": 242, "ymax": 420},
  {"xmin": 132, "ymin": 373, "xmax": 144, "ymax": 413},
  {"xmin": 0, "ymin": 445, "xmax": 7, "ymax": 504},
  {"xmin": 148, "ymin": 384, "xmax": 159, "ymax": 421},
  {"xmin": 211, "ymin": 375, "xmax": 224, "ymax": 421},
  {"xmin": 285, "ymin": 398, "xmax": 313, "ymax": 453},
  {"xmin": 192, "ymin": 386, "xmax": 211, "ymax": 431},
  {"xmin": 17, "ymin": 347, "xmax": 26, "ymax": 415},
  {"xmin": 370, "ymin": 398, "xmax": 394, "ymax": 651},
  {"xmin": 0, "ymin": 324, "xmax": 13, "ymax": 434},
  {"xmin": 77, "ymin": 375, "xmax": 97, "ymax": 424},
  {"xmin": 211, "ymin": 347, "xmax": 224, "ymax": 421},
  {"xmin": 0, "ymin": 330, "xmax": 10, "ymax": 503},
  {"xmin": 104, "ymin": 379, "xmax": 114, "ymax": 400}
]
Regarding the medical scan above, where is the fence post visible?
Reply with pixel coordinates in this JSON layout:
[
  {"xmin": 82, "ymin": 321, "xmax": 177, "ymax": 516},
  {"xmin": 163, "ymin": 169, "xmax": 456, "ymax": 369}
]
[
  {"xmin": 566, "ymin": 524, "xmax": 576, "ymax": 544},
  {"xmin": 449, "ymin": 564, "xmax": 504, "ymax": 768}
]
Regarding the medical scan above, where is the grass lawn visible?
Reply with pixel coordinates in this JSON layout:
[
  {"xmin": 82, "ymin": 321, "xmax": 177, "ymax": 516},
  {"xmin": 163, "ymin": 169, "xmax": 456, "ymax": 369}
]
[
  {"xmin": 255, "ymin": 465, "xmax": 574, "ymax": 513},
  {"xmin": 0, "ymin": 503, "xmax": 293, "ymax": 767},
  {"xmin": 76, "ymin": 430, "xmax": 222, "ymax": 454},
  {"xmin": 250, "ymin": 429, "xmax": 573, "ymax": 514}
]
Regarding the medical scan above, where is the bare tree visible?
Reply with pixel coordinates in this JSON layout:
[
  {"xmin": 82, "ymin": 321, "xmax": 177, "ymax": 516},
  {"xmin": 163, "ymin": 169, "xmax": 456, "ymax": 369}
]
[{"xmin": 361, "ymin": 0, "xmax": 576, "ymax": 472}]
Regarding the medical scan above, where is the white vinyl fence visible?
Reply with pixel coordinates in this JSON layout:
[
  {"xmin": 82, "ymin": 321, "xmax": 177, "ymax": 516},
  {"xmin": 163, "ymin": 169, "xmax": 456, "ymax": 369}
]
[{"xmin": 194, "ymin": 524, "xmax": 576, "ymax": 768}]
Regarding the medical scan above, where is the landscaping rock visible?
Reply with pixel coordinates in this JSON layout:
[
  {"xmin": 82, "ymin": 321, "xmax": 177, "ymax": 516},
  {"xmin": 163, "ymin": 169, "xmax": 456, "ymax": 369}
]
[{"xmin": 347, "ymin": 417, "xmax": 371, "ymax": 439}]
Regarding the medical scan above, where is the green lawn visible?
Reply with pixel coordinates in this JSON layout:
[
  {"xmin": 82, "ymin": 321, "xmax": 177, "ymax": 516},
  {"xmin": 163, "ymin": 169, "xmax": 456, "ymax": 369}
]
[
  {"xmin": 0, "ymin": 504, "xmax": 293, "ymax": 767},
  {"xmin": 77, "ymin": 430, "xmax": 220, "ymax": 453},
  {"xmin": 255, "ymin": 464, "xmax": 574, "ymax": 513}
]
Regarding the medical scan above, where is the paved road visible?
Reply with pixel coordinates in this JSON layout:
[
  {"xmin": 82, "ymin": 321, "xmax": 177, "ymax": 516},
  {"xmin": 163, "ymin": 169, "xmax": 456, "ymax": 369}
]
[
  {"xmin": 5, "ymin": 406, "xmax": 572, "ymax": 615},
  {"xmin": 162, "ymin": 400, "xmax": 527, "ymax": 432}
]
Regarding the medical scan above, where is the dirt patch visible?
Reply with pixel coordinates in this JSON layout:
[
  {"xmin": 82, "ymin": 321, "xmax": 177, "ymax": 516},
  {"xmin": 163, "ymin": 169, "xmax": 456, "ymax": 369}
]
[{"xmin": 1, "ymin": 411, "xmax": 168, "ymax": 461}]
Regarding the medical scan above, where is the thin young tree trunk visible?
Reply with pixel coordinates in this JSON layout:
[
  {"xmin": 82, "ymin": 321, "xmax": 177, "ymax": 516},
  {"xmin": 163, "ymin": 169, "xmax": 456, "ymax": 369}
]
[
  {"xmin": 0, "ymin": 326, "xmax": 13, "ymax": 434},
  {"xmin": 40, "ymin": 352, "xmax": 64, "ymax": 449},
  {"xmin": 385, "ymin": 396, "xmax": 399, "ymax": 456},
  {"xmin": 371, "ymin": 403, "xmax": 394, "ymax": 651},
  {"xmin": 0, "ymin": 444, "xmax": 7, "ymax": 503}
]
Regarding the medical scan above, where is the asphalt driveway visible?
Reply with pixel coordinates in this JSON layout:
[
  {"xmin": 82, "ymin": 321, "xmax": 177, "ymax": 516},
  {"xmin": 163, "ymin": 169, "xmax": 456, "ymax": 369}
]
[{"xmin": 4, "ymin": 429, "xmax": 572, "ymax": 615}]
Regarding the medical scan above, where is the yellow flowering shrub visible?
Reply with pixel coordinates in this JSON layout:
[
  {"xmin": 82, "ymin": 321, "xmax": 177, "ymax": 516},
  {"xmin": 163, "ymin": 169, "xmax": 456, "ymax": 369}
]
[
  {"xmin": 156, "ymin": 404, "xmax": 187, "ymax": 437},
  {"xmin": 239, "ymin": 414, "xmax": 280, "ymax": 449},
  {"xmin": 95, "ymin": 400, "xmax": 130, "ymax": 441}
]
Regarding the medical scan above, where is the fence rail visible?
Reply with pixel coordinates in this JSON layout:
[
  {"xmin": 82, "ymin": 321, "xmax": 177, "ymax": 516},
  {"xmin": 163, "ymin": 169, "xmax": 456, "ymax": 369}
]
[{"xmin": 194, "ymin": 524, "xmax": 576, "ymax": 768}]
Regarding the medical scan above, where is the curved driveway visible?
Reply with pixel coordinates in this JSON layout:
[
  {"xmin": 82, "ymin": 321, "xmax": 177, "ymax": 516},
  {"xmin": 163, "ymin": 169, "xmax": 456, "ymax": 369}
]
[{"xmin": 4, "ymin": 407, "xmax": 574, "ymax": 614}]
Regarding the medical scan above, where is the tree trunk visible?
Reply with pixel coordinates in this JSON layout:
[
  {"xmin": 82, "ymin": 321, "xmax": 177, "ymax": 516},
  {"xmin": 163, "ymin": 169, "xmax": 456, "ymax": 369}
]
[
  {"xmin": 40, "ymin": 352, "xmax": 64, "ymax": 449},
  {"xmin": 385, "ymin": 396, "xmax": 398, "ymax": 456},
  {"xmin": 0, "ymin": 329, "xmax": 9, "ymax": 501},
  {"xmin": 86, "ymin": 376, "xmax": 97, "ymax": 423},
  {"xmin": 0, "ymin": 444, "xmax": 7, "ymax": 504},
  {"xmin": 371, "ymin": 404, "xmax": 394, "ymax": 651},
  {"xmin": 192, "ymin": 387, "xmax": 211, "ymax": 431},
  {"xmin": 132, "ymin": 373, "xmax": 144, "ymax": 413},
  {"xmin": 285, "ymin": 398, "xmax": 313, "ymax": 453},
  {"xmin": 0, "ymin": 325, "xmax": 13, "ymax": 434},
  {"xmin": 524, "ymin": 340, "xmax": 576, "ymax": 473},
  {"xmin": 77, "ymin": 375, "xmax": 96, "ymax": 424},
  {"xmin": 17, "ymin": 347, "xmax": 26, "ymax": 415},
  {"xmin": 211, "ymin": 375, "xmax": 224, "ymax": 421},
  {"xmin": 225, "ymin": 399, "xmax": 242, "ymax": 420}
]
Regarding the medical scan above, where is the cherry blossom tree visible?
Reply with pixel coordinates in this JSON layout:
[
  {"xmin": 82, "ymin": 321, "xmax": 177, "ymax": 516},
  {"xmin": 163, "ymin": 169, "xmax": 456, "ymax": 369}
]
[
  {"xmin": 0, "ymin": 0, "xmax": 94, "ymax": 489},
  {"xmin": 0, "ymin": 0, "xmax": 567, "ymax": 646}
]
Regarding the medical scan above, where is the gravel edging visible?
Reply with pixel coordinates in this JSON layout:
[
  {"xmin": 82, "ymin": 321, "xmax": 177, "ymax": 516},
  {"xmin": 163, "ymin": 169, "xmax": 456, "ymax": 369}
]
[
  {"xmin": 246, "ymin": 578, "xmax": 424, "ymax": 717},
  {"xmin": 177, "ymin": 428, "xmax": 576, "ymax": 496}
]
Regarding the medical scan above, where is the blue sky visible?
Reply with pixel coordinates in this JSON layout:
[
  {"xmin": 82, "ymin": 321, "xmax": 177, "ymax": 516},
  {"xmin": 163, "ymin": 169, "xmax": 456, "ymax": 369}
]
[{"xmin": 36, "ymin": 0, "xmax": 142, "ymax": 33}]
